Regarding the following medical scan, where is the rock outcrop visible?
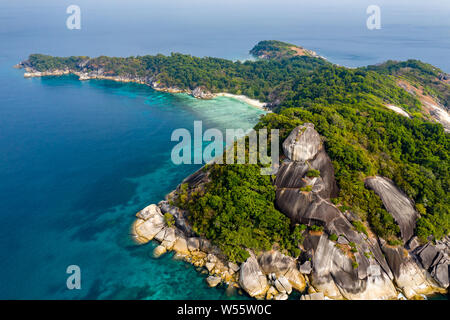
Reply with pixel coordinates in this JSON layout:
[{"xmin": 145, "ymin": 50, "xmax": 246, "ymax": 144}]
[
  {"xmin": 365, "ymin": 176, "xmax": 419, "ymax": 241},
  {"xmin": 415, "ymin": 238, "xmax": 450, "ymax": 289},
  {"xmin": 153, "ymin": 245, "xmax": 167, "ymax": 258},
  {"xmin": 306, "ymin": 234, "xmax": 398, "ymax": 300},
  {"xmin": 257, "ymin": 251, "xmax": 306, "ymax": 292},
  {"xmin": 275, "ymin": 123, "xmax": 339, "ymax": 227},
  {"xmin": 274, "ymin": 124, "xmax": 448, "ymax": 299},
  {"xmin": 192, "ymin": 86, "xmax": 215, "ymax": 99},
  {"xmin": 239, "ymin": 254, "xmax": 269, "ymax": 298},
  {"xmin": 282, "ymin": 124, "xmax": 322, "ymax": 162},
  {"xmin": 380, "ymin": 240, "xmax": 442, "ymax": 298},
  {"xmin": 133, "ymin": 205, "xmax": 165, "ymax": 244}
]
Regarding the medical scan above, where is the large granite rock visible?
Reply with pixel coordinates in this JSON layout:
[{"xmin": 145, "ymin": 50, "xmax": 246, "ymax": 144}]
[
  {"xmin": 275, "ymin": 126, "xmax": 401, "ymax": 299},
  {"xmin": 381, "ymin": 241, "xmax": 440, "ymax": 298},
  {"xmin": 416, "ymin": 240, "xmax": 449, "ymax": 288},
  {"xmin": 365, "ymin": 176, "xmax": 419, "ymax": 241},
  {"xmin": 276, "ymin": 189, "xmax": 341, "ymax": 227},
  {"xmin": 239, "ymin": 255, "xmax": 269, "ymax": 298},
  {"xmin": 192, "ymin": 86, "xmax": 215, "ymax": 99},
  {"xmin": 257, "ymin": 251, "xmax": 306, "ymax": 292},
  {"xmin": 187, "ymin": 237, "xmax": 201, "ymax": 252},
  {"xmin": 273, "ymin": 293, "xmax": 288, "ymax": 300},
  {"xmin": 282, "ymin": 123, "xmax": 321, "ymax": 162},
  {"xmin": 133, "ymin": 208, "xmax": 165, "ymax": 244},
  {"xmin": 274, "ymin": 276, "xmax": 292, "ymax": 294},
  {"xmin": 136, "ymin": 204, "xmax": 161, "ymax": 220},
  {"xmin": 275, "ymin": 125, "xmax": 339, "ymax": 227},
  {"xmin": 160, "ymin": 227, "xmax": 177, "ymax": 249},
  {"xmin": 153, "ymin": 245, "xmax": 167, "ymax": 258},
  {"xmin": 172, "ymin": 236, "xmax": 190, "ymax": 255},
  {"xmin": 309, "ymin": 235, "xmax": 398, "ymax": 300},
  {"xmin": 299, "ymin": 261, "xmax": 312, "ymax": 274}
]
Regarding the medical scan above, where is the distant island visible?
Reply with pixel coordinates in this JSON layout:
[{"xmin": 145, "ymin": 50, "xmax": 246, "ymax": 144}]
[
  {"xmin": 249, "ymin": 40, "xmax": 321, "ymax": 60},
  {"xmin": 16, "ymin": 40, "xmax": 449, "ymax": 300}
]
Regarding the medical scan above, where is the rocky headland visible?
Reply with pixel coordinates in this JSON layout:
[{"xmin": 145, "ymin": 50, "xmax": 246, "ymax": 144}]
[{"xmin": 132, "ymin": 123, "xmax": 449, "ymax": 300}]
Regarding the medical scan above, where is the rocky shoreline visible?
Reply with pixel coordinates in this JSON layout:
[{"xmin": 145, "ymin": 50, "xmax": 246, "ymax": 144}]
[
  {"xmin": 132, "ymin": 124, "xmax": 449, "ymax": 300},
  {"xmin": 132, "ymin": 202, "xmax": 306, "ymax": 300},
  {"xmin": 15, "ymin": 64, "xmax": 269, "ymax": 111}
]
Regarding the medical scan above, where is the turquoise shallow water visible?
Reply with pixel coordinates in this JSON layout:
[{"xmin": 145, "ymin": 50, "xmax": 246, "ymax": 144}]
[{"xmin": 0, "ymin": 70, "xmax": 263, "ymax": 299}]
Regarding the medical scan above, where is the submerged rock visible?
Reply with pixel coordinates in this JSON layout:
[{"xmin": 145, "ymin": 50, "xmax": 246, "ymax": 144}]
[
  {"xmin": 206, "ymin": 276, "xmax": 222, "ymax": 287},
  {"xmin": 153, "ymin": 245, "xmax": 167, "ymax": 258}
]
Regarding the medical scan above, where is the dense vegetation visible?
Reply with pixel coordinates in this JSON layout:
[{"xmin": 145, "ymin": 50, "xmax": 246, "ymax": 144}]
[
  {"xmin": 25, "ymin": 52, "xmax": 328, "ymax": 102},
  {"xmin": 176, "ymin": 164, "xmax": 304, "ymax": 263},
  {"xmin": 25, "ymin": 42, "xmax": 449, "ymax": 251},
  {"xmin": 27, "ymin": 54, "xmax": 88, "ymax": 71}
]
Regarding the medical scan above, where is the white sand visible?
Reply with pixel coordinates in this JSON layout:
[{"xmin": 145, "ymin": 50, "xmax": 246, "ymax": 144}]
[{"xmin": 214, "ymin": 93, "xmax": 268, "ymax": 111}]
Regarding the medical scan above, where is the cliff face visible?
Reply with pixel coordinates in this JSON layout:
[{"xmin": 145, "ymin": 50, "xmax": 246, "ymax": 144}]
[{"xmin": 274, "ymin": 124, "xmax": 448, "ymax": 299}]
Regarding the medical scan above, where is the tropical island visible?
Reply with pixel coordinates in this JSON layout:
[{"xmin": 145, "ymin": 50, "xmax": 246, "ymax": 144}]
[{"xmin": 16, "ymin": 40, "xmax": 449, "ymax": 300}]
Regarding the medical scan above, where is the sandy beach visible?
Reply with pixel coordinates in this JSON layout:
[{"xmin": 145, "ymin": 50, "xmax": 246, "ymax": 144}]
[{"xmin": 214, "ymin": 93, "xmax": 268, "ymax": 111}]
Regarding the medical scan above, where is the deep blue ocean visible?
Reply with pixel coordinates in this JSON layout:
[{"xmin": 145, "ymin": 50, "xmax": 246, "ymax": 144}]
[{"xmin": 0, "ymin": 0, "xmax": 449, "ymax": 299}]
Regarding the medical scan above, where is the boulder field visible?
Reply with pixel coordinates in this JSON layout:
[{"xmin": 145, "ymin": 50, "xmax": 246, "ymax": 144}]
[{"xmin": 132, "ymin": 123, "xmax": 449, "ymax": 300}]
